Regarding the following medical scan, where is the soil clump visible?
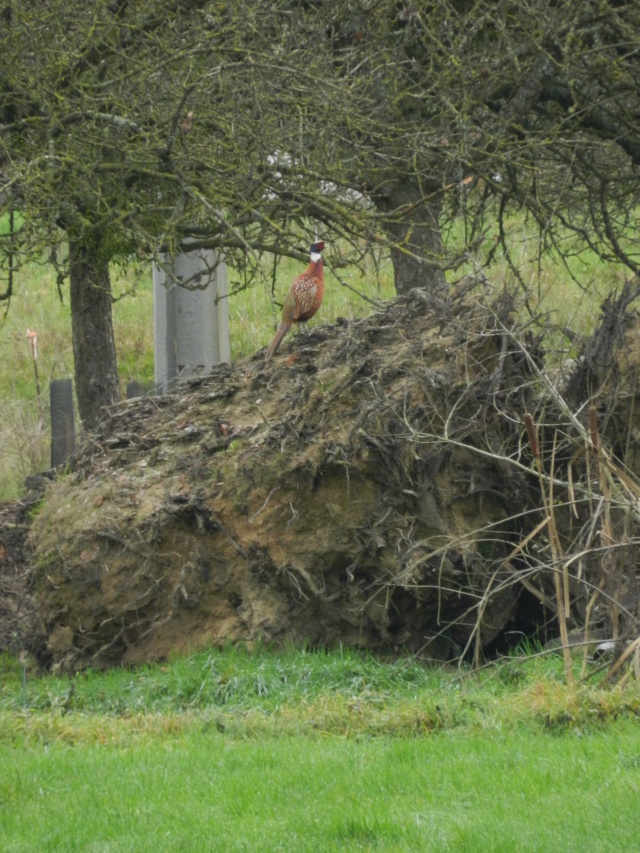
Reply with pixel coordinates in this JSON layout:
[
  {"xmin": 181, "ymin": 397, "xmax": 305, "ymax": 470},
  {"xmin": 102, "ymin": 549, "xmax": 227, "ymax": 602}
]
[{"xmin": 4, "ymin": 279, "xmax": 640, "ymax": 671}]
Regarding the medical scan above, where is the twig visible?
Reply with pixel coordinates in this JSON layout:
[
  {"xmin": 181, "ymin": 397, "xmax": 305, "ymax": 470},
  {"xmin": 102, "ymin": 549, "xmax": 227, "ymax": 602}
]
[{"xmin": 26, "ymin": 329, "xmax": 44, "ymax": 424}]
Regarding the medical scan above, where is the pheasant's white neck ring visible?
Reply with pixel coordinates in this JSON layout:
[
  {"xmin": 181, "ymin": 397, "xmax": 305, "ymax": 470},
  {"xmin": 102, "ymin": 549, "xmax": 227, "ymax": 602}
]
[{"xmin": 310, "ymin": 251, "xmax": 322, "ymax": 262}]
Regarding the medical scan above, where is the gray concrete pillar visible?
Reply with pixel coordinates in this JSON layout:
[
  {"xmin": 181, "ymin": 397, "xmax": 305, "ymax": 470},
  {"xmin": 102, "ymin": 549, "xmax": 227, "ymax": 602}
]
[
  {"xmin": 153, "ymin": 247, "xmax": 230, "ymax": 394},
  {"xmin": 50, "ymin": 378, "xmax": 75, "ymax": 467}
]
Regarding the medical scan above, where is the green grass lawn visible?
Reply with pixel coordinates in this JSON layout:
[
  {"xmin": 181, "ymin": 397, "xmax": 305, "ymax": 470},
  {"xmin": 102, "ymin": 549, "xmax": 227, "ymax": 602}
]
[
  {"xmin": 1, "ymin": 646, "xmax": 640, "ymax": 851},
  {"xmin": 2, "ymin": 725, "xmax": 640, "ymax": 852}
]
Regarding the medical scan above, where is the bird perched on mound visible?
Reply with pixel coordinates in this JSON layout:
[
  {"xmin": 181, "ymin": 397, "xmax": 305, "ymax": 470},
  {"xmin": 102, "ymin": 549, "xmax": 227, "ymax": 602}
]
[{"xmin": 265, "ymin": 241, "xmax": 325, "ymax": 361}]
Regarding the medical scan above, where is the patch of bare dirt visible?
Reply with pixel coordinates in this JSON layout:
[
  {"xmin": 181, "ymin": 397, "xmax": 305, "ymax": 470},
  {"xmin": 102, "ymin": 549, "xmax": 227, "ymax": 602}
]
[{"xmin": 0, "ymin": 493, "xmax": 46, "ymax": 659}]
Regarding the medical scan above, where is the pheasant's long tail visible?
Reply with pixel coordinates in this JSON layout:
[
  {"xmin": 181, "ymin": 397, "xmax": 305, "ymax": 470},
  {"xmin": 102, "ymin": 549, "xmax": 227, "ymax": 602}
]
[{"xmin": 265, "ymin": 321, "xmax": 292, "ymax": 361}]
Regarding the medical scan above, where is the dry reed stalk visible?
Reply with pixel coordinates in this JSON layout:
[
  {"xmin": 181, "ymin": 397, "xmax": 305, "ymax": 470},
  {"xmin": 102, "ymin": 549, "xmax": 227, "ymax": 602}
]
[{"xmin": 524, "ymin": 412, "xmax": 574, "ymax": 684}]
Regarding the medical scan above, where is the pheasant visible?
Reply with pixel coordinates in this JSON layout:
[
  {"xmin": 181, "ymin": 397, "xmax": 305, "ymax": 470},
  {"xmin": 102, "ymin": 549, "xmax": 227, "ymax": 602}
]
[{"xmin": 265, "ymin": 241, "xmax": 325, "ymax": 361}]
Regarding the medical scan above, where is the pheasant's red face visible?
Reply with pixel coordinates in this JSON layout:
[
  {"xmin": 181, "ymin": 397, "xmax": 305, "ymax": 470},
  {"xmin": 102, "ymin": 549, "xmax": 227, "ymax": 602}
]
[{"xmin": 311, "ymin": 241, "xmax": 325, "ymax": 253}]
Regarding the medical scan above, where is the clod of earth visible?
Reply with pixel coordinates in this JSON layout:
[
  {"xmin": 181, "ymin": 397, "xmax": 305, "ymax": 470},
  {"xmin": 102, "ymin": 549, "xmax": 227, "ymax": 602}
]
[
  {"xmin": 0, "ymin": 496, "xmax": 43, "ymax": 657},
  {"xmin": 7, "ymin": 280, "xmax": 640, "ymax": 671}
]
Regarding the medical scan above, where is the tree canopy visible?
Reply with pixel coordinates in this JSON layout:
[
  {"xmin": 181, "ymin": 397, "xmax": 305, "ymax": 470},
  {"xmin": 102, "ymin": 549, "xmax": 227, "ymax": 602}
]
[{"xmin": 2, "ymin": 0, "xmax": 640, "ymax": 425}]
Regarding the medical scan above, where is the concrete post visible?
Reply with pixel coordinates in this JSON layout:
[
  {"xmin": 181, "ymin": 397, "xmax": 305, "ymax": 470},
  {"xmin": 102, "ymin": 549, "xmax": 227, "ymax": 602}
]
[
  {"xmin": 50, "ymin": 378, "xmax": 75, "ymax": 467},
  {"xmin": 153, "ymin": 247, "xmax": 230, "ymax": 394}
]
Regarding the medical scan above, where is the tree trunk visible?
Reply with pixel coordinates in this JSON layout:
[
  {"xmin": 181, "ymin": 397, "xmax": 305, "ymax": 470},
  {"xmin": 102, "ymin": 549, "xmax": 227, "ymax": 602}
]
[
  {"xmin": 375, "ymin": 181, "xmax": 447, "ymax": 295},
  {"xmin": 68, "ymin": 236, "xmax": 120, "ymax": 431}
]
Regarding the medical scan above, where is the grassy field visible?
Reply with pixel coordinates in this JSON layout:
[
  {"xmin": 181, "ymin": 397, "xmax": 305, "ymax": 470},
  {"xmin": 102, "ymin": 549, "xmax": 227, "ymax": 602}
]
[
  {"xmin": 3, "ymin": 725, "xmax": 640, "ymax": 851},
  {"xmin": 1, "ymin": 645, "xmax": 640, "ymax": 851}
]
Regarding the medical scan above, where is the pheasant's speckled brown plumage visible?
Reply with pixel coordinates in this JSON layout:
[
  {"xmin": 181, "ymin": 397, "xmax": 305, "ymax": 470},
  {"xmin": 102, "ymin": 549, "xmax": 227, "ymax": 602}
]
[{"xmin": 265, "ymin": 243, "xmax": 325, "ymax": 360}]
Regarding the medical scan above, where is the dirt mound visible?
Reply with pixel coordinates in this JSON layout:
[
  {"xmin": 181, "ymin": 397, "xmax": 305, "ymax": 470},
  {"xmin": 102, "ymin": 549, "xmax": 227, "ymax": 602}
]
[
  {"xmin": 25, "ymin": 280, "xmax": 640, "ymax": 671},
  {"xmin": 0, "ymin": 494, "xmax": 45, "ymax": 658}
]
